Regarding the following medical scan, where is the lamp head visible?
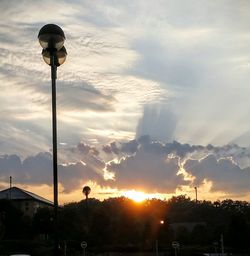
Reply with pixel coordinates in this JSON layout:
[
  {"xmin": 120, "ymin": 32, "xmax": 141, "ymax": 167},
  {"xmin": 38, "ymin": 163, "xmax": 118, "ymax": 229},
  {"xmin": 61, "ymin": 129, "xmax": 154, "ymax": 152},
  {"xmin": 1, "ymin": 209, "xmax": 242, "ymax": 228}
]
[
  {"xmin": 42, "ymin": 46, "xmax": 67, "ymax": 66},
  {"xmin": 38, "ymin": 24, "xmax": 65, "ymax": 50}
]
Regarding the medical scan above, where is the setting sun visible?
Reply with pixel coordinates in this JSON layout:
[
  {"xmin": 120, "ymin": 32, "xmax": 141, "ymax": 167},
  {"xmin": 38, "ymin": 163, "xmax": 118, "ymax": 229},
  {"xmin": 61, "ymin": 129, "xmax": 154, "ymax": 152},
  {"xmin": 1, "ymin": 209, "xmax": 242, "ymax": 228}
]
[{"xmin": 122, "ymin": 190, "xmax": 149, "ymax": 202}]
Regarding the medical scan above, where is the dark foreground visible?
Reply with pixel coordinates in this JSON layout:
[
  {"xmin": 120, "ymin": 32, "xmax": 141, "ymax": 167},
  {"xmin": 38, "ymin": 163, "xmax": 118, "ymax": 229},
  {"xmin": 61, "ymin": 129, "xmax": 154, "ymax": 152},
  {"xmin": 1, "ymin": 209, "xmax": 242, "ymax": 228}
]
[{"xmin": 1, "ymin": 195, "xmax": 250, "ymax": 255}]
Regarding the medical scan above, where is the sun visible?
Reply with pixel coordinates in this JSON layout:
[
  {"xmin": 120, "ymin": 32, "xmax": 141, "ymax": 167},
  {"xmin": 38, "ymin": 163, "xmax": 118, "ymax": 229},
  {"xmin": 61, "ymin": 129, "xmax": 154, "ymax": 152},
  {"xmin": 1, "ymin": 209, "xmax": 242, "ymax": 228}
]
[{"xmin": 123, "ymin": 190, "xmax": 148, "ymax": 203}]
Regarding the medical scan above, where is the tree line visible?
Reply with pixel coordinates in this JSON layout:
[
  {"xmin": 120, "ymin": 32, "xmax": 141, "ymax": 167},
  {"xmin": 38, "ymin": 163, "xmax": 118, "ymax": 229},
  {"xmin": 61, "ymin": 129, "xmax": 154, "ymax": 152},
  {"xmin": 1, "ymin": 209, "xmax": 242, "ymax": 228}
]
[{"xmin": 1, "ymin": 195, "xmax": 250, "ymax": 255}]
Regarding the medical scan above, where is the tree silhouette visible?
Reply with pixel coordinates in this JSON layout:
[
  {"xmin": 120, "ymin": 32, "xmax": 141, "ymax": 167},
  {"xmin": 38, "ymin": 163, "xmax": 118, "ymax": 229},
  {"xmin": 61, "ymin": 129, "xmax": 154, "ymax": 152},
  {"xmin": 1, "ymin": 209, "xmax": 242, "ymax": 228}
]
[{"xmin": 2, "ymin": 196, "xmax": 250, "ymax": 254}]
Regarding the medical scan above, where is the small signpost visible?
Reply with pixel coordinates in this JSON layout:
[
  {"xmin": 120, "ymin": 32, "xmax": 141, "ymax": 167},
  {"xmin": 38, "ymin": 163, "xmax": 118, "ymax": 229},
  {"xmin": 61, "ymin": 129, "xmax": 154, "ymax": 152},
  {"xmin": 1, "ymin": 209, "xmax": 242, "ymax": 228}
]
[
  {"xmin": 81, "ymin": 241, "xmax": 87, "ymax": 256},
  {"xmin": 172, "ymin": 241, "xmax": 180, "ymax": 256}
]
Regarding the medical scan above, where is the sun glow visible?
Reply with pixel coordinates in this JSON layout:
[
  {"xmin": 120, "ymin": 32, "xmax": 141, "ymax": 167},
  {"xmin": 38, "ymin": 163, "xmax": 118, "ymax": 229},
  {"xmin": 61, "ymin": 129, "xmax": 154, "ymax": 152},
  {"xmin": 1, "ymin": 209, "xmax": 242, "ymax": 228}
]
[{"xmin": 122, "ymin": 190, "xmax": 149, "ymax": 202}]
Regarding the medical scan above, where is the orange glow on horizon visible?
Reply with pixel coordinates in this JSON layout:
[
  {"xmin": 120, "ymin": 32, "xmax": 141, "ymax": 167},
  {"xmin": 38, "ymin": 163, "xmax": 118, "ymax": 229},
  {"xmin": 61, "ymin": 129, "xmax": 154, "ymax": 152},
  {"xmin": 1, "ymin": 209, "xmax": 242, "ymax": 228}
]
[
  {"xmin": 3, "ymin": 180, "xmax": 250, "ymax": 205},
  {"xmin": 122, "ymin": 190, "xmax": 150, "ymax": 202}
]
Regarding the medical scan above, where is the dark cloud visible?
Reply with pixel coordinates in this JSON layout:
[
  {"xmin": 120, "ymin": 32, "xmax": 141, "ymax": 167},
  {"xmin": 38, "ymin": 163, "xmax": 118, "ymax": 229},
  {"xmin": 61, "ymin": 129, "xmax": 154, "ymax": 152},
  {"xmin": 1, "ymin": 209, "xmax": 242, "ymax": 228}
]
[
  {"xmin": 120, "ymin": 139, "xmax": 139, "ymax": 154},
  {"xmin": 103, "ymin": 136, "xmax": 194, "ymax": 192},
  {"xmin": 102, "ymin": 145, "xmax": 113, "ymax": 154},
  {"xmin": 76, "ymin": 142, "xmax": 99, "ymax": 156},
  {"xmin": 134, "ymin": 136, "xmax": 202, "ymax": 158},
  {"xmin": 102, "ymin": 135, "xmax": 250, "ymax": 160},
  {"xmin": 106, "ymin": 147, "xmax": 187, "ymax": 193},
  {"xmin": 184, "ymin": 155, "xmax": 250, "ymax": 194},
  {"xmin": 0, "ymin": 152, "xmax": 105, "ymax": 193},
  {"xmin": 103, "ymin": 140, "xmax": 139, "ymax": 155},
  {"xmin": 103, "ymin": 136, "xmax": 250, "ymax": 195},
  {"xmin": 1, "ymin": 137, "xmax": 250, "ymax": 196},
  {"xmin": 59, "ymin": 155, "xmax": 105, "ymax": 193},
  {"xmin": 0, "ymin": 153, "xmax": 52, "ymax": 185},
  {"xmin": 102, "ymin": 142, "xmax": 119, "ymax": 155},
  {"xmin": 0, "ymin": 154, "xmax": 22, "ymax": 172}
]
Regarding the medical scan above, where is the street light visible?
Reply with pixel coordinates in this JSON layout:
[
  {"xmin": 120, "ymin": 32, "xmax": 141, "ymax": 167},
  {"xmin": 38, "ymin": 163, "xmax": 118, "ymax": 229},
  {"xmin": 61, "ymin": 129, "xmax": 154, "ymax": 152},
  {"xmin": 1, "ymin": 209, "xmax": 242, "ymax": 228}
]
[
  {"xmin": 156, "ymin": 219, "xmax": 165, "ymax": 256},
  {"xmin": 42, "ymin": 46, "xmax": 67, "ymax": 66},
  {"xmin": 38, "ymin": 24, "xmax": 67, "ymax": 256},
  {"xmin": 82, "ymin": 186, "xmax": 91, "ymax": 200},
  {"xmin": 38, "ymin": 23, "xmax": 65, "ymax": 50}
]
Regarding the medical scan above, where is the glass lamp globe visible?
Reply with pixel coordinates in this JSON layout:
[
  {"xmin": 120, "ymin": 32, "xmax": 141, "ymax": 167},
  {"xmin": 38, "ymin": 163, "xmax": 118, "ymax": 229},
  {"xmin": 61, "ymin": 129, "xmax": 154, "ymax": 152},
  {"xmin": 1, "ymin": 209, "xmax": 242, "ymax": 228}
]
[
  {"xmin": 42, "ymin": 46, "xmax": 67, "ymax": 66},
  {"xmin": 38, "ymin": 24, "xmax": 65, "ymax": 50}
]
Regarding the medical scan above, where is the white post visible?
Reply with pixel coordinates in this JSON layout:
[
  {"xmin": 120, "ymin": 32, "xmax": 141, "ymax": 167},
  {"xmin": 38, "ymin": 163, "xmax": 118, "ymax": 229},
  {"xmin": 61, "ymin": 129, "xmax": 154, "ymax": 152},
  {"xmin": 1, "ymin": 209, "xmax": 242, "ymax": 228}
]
[
  {"xmin": 174, "ymin": 247, "xmax": 177, "ymax": 256},
  {"xmin": 155, "ymin": 239, "xmax": 159, "ymax": 256}
]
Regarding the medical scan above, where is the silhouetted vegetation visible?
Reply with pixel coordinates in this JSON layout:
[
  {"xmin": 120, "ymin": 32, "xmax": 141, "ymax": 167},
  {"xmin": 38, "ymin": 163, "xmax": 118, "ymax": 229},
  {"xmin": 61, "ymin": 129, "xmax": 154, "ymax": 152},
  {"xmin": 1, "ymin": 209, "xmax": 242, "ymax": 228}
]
[{"xmin": 1, "ymin": 196, "xmax": 250, "ymax": 255}]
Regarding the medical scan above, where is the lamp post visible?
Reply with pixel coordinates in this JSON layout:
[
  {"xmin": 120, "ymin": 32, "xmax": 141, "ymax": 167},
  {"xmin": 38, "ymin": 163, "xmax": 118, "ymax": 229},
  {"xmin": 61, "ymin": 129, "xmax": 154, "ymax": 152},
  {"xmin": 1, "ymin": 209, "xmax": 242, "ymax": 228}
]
[
  {"xmin": 156, "ymin": 220, "xmax": 165, "ymax": 256},
  {"xmin": 38, "ymin": 24, "xmax": 67, "ymax": 256},
  {"xmin": 82, "ymin": 186, "xmax": 91, "ymax": 201}
]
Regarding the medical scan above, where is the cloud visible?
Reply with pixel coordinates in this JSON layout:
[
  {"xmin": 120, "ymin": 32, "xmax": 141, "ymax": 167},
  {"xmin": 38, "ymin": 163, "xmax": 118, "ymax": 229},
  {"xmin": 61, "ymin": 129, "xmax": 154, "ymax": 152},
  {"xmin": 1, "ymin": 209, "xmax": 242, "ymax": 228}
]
[
  {"xmin": 0, "ymin": 153, "xmax": 52, "ymax": 186},
  {"xmin": 0, "ymin": 151, "xmax": 105, "ymax": 193},
  {"xmin": 106, "ymin": 152, "xmax": 186, "ymax": 193},
  {"xmin": 122, "ymin": 1, "xmax": 250, "ymax": 146},
  {"xmin": 184, "ymin": 154, "xmax": 250, "ymax": 195},
  {"xmin": 136, "ymin": 104, "xmax": 177, "ymax": 142},
  {"xmin": 102, "ymin": 142, "xmax": 119, "ymax": 155},
  {"xmin": 53, "ymin": 81, "xmax": 116, "ymax": 113},
  {"xmin": 105, "ymin": 137, "xmax": 190, "ymax": 193},
  {"xmin": 102, "ymin": 137, "xmax": 250, "ymax": 196},
  {"xmin": 0, "ymin": 0, "xmax": 169, "ymax": 155},
  {"xmin": 120, "ymin": 139, "xmax": 139, "ymax": 154},
  {"xmin": 76, "ymin": 142, "xmax": 99, "ymax": 156},
  {"xmin": 1, "ymin": 137, "xmax": 250, "ymax": 199},
  {"xmin": 59, "ymin": 154, "xmax": 105, "ymax": 193},
  {"xmin": 0, "ymin": 71, "xmax": 115, "ymax": 156}
]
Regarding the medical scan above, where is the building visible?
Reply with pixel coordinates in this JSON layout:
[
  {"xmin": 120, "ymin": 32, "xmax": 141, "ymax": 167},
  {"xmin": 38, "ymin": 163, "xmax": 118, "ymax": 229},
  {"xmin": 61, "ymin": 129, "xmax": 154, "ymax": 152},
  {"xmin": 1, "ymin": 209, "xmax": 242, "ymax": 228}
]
[{"xmin": 0, "ymin": 186, "xmax": 53, "ymax": 216}]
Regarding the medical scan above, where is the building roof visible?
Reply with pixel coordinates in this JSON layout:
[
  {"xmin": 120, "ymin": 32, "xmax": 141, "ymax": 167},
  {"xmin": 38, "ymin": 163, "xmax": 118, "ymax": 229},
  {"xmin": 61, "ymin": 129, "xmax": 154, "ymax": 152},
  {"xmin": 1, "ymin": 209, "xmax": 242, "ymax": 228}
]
[{"xmin": 0, "ymin": 186, "xmax": 53, "ymax": 206}]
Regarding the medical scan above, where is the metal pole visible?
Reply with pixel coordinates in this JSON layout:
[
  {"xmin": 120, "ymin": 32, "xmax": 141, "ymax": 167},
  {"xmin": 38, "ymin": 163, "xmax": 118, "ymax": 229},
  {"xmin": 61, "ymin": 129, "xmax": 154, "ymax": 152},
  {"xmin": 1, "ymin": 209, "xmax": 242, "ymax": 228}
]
[
  {"xmin": 195, "ymin": 187, "xmax": 197, "ymax": 203},
  {"xmin": 9, "ymin": 176, "xmax": 12, "ymax": 199},
  {"xmin": 51, "ymin": 52, "xmax": 59, "ymax": 256}
]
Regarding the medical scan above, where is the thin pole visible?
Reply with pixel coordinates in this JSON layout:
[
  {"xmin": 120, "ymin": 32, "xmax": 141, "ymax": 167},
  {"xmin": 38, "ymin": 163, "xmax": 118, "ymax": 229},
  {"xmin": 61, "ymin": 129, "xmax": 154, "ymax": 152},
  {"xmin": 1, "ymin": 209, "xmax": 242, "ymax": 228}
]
[
  {"xmin": 155, "ymin": 239, "xmax": 159, "ymax": 256},
  {"xmin": 195, "ymin": 187, "xmax": 198, "ymax": 203},
  {"xmin": 221, "ymin": 234, "xmax": 224, "ymax": 256},
  {"xmin": 174, "ymin": 248, "xmax": 177, "ymax": 256},
  {"xmin": 9, "ymin": 176, "xmax": 12, "ymax": 199},
  {"xmin": 51, "ymin": 52, "xmax": 59, "ymax": 256}
]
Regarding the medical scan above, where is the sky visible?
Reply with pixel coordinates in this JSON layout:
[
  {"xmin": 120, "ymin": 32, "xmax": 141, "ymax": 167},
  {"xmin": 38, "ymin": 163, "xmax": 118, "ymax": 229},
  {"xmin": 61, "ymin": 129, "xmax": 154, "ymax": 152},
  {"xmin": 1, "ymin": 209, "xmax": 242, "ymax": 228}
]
[{"xmin": 1, "ymin": 0, "xmax": 250, "ymax": 204}]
